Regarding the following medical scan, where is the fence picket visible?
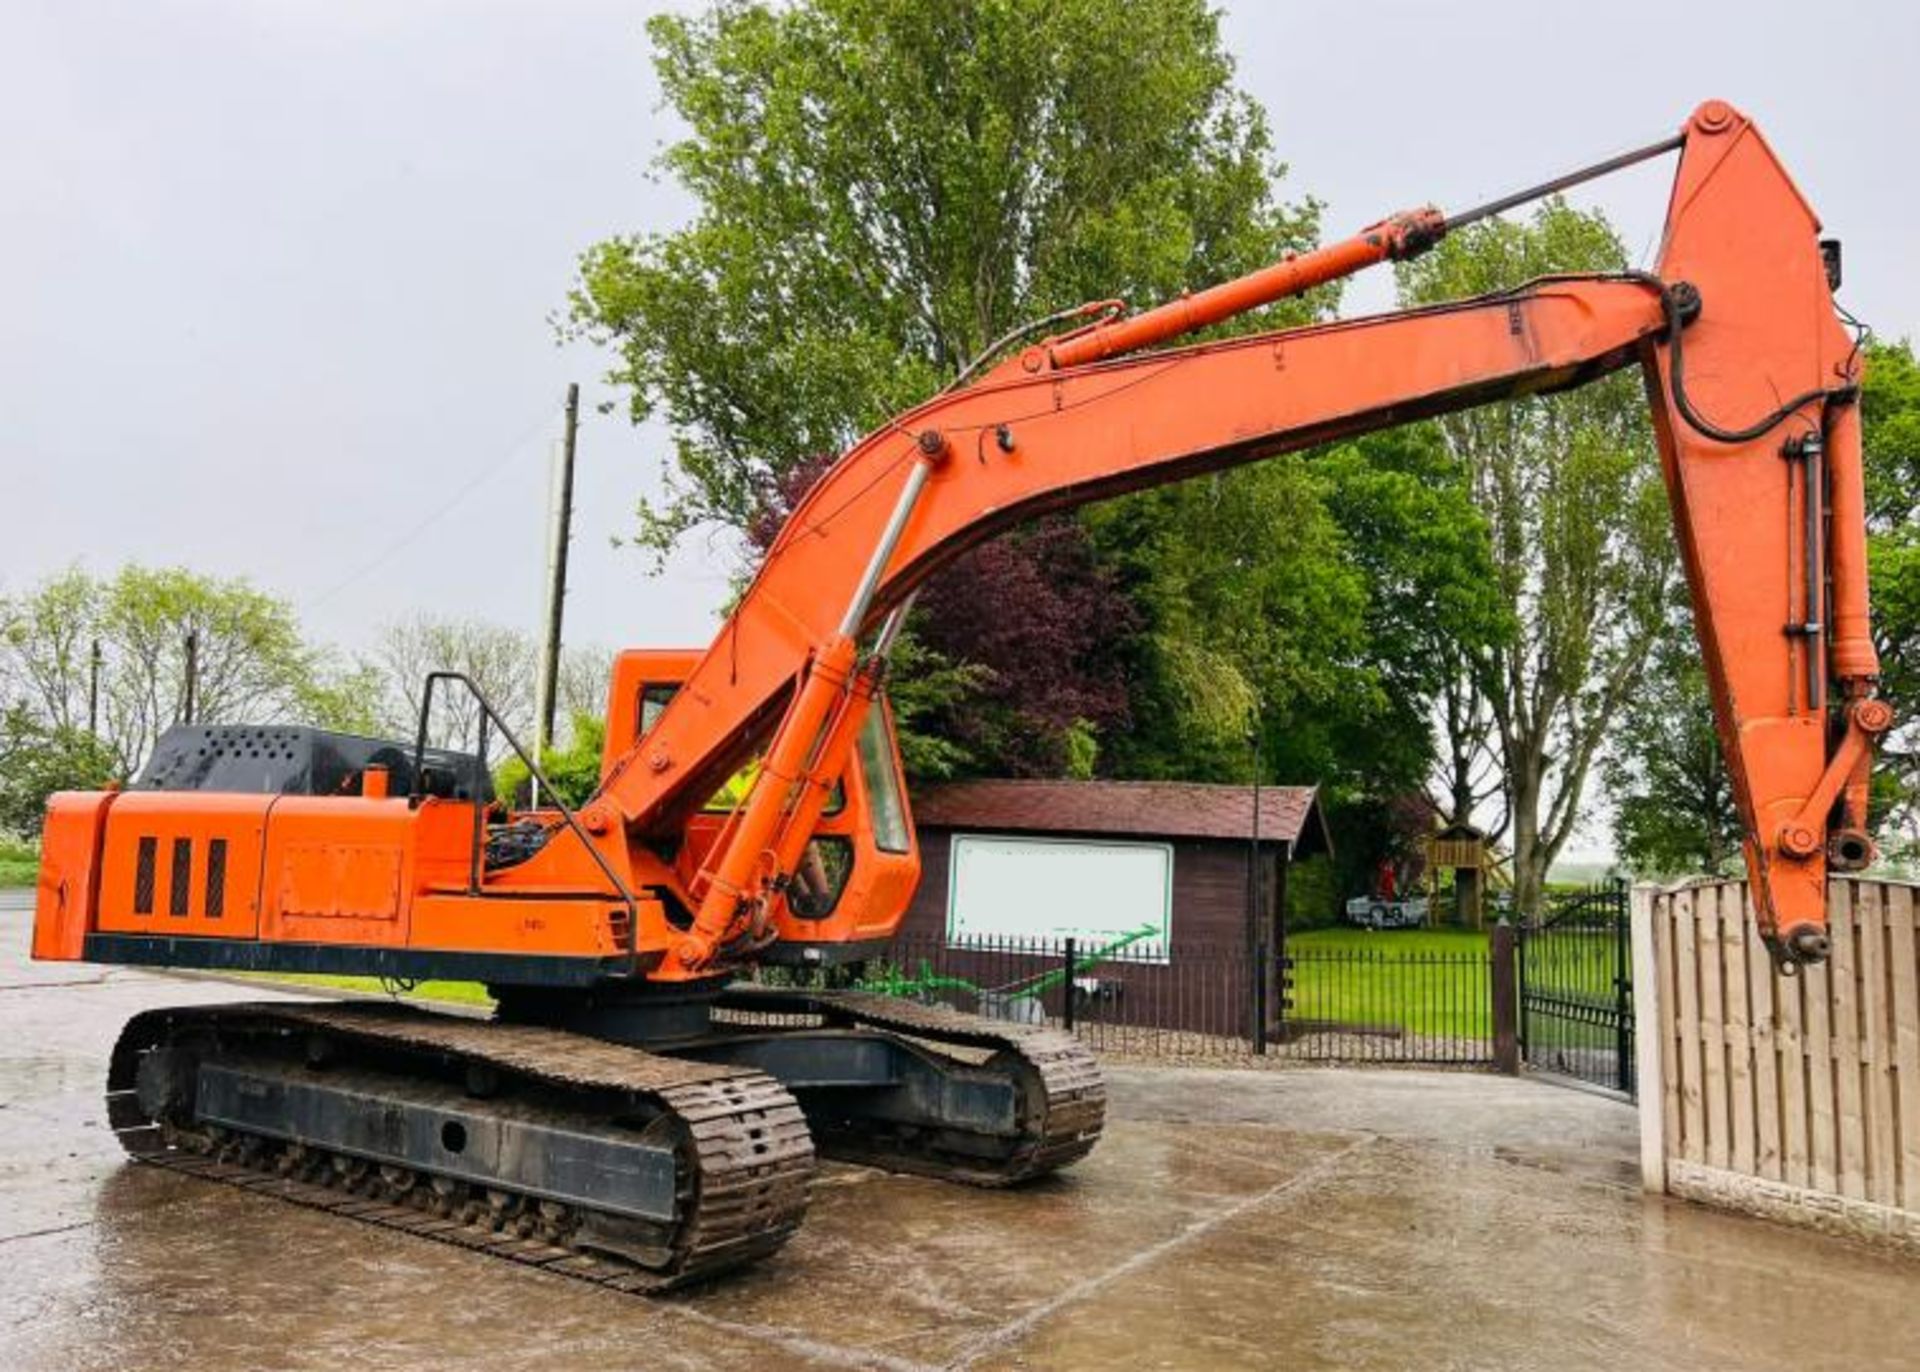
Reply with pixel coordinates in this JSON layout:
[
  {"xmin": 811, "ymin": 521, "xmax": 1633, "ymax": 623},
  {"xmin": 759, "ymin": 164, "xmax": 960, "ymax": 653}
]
[
  {"xmin": 1775, "ymin": 904, "xmax": 1810, "ymax": 1189},
  {"xmin": 1723, "ymin": 884, "xmax": 1756, "ymax": 1176},
  {"xmin": 1888, "ymin": 883, "xmax": 1920, "ymax": 1212},
  {"xmin": 1859, "ymin": 883, "xmax": 1898, "ymax": 1207},
  {"xmin": 1829, "ymin": 881, "xmax": 1867, "ymax": 1200},
  {"xmin": 1698, "ymin": 890, "xmax": 1730, "ymax": 1169},
  {"xmin": 1674, "ymin": 888, "xmax": 1706, "ymax": 1164},
  {"xmin": 1743, "ymin": 885, "xmax": 1782, "ymax": 1182},
  {"xmin": 1804, "ymin": 911, "xmax": 1838, "ymax": 1194},
  {"xmin": 1656, "ymin": 893, "xmax": 1683, "ymax": 1178}
]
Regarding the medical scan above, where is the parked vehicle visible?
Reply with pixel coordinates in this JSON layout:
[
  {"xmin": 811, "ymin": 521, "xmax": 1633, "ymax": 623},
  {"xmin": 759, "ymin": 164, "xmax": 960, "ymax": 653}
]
[{"xmin": 1344, "ymin": 895, "xmax": 1430, "ymax": 930}]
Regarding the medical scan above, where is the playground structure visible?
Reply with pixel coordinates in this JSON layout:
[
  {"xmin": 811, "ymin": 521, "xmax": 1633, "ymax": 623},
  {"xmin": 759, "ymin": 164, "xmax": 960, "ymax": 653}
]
[{"xmin": 1425, "ymin": 822, "xmax": 1513, "ymax": 929}]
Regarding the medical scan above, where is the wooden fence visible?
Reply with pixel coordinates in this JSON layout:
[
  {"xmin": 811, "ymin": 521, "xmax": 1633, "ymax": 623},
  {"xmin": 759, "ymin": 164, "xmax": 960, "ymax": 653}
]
[{"xmin": 1633, "ymin": 877, "xmax": 1920, "ymax": 1250}]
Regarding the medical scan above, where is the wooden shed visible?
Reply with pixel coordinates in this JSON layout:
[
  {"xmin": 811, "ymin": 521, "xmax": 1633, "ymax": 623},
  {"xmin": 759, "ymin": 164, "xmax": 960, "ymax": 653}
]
[
  {"xmin": 900, "ymin": 778, "xmax": 1329, "ymax": 953},
  {"xmin": 894, "ymin": 779, "xmax": 1329, "ymax": 1038}
]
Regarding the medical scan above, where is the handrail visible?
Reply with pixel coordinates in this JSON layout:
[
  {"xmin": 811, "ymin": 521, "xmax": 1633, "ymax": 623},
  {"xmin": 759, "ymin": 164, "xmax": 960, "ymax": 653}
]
[{"xmin": 410, "ymin": 670, "xmax": 642, "ymax": 972}]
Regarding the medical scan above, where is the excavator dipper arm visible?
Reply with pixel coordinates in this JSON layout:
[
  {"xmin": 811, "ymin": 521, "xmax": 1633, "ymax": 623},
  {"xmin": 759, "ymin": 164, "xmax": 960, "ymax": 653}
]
[{"xmin": 592, "ymin": 100, "xmax": 1876, "ymax": 974}]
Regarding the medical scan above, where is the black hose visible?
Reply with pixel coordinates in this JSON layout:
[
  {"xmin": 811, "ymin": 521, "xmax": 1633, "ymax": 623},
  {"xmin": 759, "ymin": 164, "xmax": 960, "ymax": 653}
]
[{"xmin": 1630, "ymin": 269, "xmax": 1863, "ymax": 444}]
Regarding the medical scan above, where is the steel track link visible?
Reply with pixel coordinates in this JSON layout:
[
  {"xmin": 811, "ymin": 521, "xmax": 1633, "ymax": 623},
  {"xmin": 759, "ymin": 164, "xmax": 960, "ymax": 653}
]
[
  {"xmin": 105, "ymin": 1001, "xmax": 814, "ymax": 1292},
  {"xmin": 713, "ymin": 986, "xmax": 1106, "ymax": 1184}
]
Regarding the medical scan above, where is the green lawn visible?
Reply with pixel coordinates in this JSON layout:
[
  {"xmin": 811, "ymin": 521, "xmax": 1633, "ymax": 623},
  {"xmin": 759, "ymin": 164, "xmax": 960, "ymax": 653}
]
[
  {"xmin": 237, "ymin": 973, "xmax": 494, "ymax": 1008},
  {"xmin": 1285, "ymin": 926, "xmax": 1493, "ymax": 1040}
]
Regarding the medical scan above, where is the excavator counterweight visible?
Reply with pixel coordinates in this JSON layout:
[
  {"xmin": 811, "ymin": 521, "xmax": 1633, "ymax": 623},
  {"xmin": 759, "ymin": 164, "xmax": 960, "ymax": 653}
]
[{"xmin": 32, "ymin": 99, "xmax": 1882, "ymax": 1288}]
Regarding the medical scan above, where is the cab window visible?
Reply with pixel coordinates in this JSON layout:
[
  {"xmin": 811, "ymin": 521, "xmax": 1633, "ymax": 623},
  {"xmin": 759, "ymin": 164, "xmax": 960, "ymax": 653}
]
[
  {"xmin": 637, "ymin": 684, "xmax": 678, "ymax": 740},
  {"xmin": 857, "ymin": 711, "xmax": 910, "ymax": 854}
]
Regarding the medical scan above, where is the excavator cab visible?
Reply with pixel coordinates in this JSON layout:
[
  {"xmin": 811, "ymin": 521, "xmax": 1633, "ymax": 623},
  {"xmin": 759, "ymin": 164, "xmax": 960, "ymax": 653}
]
[{"xmin": 604, "ymin": 648, "xmax": 922, "ymax": 963}]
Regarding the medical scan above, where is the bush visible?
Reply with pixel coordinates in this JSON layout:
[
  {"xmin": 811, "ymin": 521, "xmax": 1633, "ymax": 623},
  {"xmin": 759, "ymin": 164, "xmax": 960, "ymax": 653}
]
[{"xmin": 0, "ymin": 834, "xmax": 39, "ymax": 888}]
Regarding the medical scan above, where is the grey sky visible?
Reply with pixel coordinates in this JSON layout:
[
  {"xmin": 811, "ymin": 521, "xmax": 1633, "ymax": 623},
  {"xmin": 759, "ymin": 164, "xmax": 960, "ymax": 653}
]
[{"xmin": 5, "ymin": 2, "xmax": 1916, "ymax": 812}]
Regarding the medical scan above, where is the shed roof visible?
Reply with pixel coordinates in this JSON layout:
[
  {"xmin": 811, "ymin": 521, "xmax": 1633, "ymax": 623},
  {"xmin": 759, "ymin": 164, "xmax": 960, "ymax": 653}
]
[{"xmin": 910, "ymin": 779, "xmax": 1330, "ymax": 856}]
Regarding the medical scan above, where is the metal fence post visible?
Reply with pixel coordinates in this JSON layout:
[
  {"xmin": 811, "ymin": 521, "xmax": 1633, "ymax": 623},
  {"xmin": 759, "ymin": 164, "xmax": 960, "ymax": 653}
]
[
  {"xmin": 1061, "ymin": 937, "xmax": 1076, "ymax": 1032},
  {"xmin": 1252, "ymin": 938, "xmax": 1269, "ymax": 1056},
  {"xmin": 1491, "ymin": 917, "xmax": 1520, "ymax": 1074},
  {"xmin": 1613, "ymin": 880, "xmax": 1633, "ymax": 1095}
]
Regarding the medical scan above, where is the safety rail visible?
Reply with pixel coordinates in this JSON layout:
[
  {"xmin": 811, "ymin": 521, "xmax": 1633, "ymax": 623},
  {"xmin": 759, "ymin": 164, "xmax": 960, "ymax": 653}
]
[{"xmin": 409, "ymin": 670, "xmax": 642, "ymax": 969}]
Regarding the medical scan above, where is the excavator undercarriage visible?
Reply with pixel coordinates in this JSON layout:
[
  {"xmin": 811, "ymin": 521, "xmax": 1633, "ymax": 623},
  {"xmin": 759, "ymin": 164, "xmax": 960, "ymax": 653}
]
[{"xmin": 108, "ymin": 988, "xmax": 1104, "ymax": 1290}]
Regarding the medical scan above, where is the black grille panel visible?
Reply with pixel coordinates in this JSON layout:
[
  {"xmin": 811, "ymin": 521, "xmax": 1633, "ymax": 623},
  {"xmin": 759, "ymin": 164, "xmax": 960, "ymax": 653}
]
[
  {"xmin": 169, "ymin": 839, "xmax": 192, "ymax": 918},
  {"xmin": 133, "ymin": 837, "xmax": 157, "ymax": 915},
  {"xmin": 206, "ymin": 839, "xmax": 227, "ymax": 918},
  {"xmin": 135, "ymin": 724, "xmax": 488, "ymax": 802}
]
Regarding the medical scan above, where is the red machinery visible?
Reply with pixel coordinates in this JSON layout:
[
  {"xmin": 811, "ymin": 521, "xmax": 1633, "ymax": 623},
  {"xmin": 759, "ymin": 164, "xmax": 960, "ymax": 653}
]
[{"xmin": 32, "ymin": 101, "xmax": 1883, "ymax": 1287}]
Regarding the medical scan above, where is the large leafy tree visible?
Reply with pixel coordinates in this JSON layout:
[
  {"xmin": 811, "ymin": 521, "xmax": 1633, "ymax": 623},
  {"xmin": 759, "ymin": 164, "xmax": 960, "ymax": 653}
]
[
  {"xmin": 569, "ymin": 0, "xmax": 1321, "ymax": 780},
  {"xmin": 1601, "ymin": 602, "xmax": 1741, "ymax": 877},
  {"xmin": 1397, "ymin": 200, "xmax": 1677, "ymax": 913},
  {"xmin": 569, "ymin": 0, "xmax": 1500, "ymax": 861},
  {"xmin": 570, "ymin": 0, "xmax": 1319, "ymax": 560}
]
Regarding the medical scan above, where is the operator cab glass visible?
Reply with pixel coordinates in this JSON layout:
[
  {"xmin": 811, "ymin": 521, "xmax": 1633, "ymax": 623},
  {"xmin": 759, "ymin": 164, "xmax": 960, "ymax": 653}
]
[{"xmin": 858, "ymin": 710, "xmax": 910, "ymax": 854}]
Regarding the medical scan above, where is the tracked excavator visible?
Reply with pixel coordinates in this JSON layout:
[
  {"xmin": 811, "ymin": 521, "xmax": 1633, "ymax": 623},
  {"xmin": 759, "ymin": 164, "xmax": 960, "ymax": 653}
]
[{"xmin": 31, "ymin": 100, "xmax": 1887, "ymax": 1289}]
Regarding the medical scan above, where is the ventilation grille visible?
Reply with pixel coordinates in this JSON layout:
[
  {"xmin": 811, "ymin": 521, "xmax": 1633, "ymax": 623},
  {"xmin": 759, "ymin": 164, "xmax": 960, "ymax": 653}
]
[
  {"xmin": 133, "ymin": 837, "xmax": 157, "ymax": 915},
  {"xmin": 169, "ymin": 838, "xmax": 192, "ymax": 917},
  {"xmin": 206, "ymin": 839, "xmax": 227, "ymax": 918}
]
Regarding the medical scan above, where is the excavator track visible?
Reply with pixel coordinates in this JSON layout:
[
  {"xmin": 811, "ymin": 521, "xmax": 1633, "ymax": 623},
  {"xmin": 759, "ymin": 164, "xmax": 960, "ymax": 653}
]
[
  {"xmin": 105, "ymin": 1001, "xmax": 813, "ymax": 1293},
  {"xmin": 712, "ymin": 986, "xmax": 1105, "ymax": 1185}
]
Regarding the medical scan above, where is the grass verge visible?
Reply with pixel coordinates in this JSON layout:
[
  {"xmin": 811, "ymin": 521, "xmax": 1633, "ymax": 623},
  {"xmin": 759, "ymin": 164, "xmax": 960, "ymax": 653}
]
[
  {"xmin": 0, "ymin": 835, "xmax": 39, "ymax": 888},
  {"xmin": 234, "ymin": 972, "xmax": 494, "ymax": 1008}
]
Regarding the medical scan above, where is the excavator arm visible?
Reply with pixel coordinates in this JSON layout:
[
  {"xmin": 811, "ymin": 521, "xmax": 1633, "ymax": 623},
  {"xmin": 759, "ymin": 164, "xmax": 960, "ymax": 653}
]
[{"xmin": 591, "ymin": 99, "xmax": 1878, "ymax": 973}]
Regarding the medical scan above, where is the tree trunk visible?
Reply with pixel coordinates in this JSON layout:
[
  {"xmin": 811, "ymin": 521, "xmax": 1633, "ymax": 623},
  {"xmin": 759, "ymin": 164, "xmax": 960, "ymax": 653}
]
[{"xmin": 1510, "ymin": 766, "xmax": 1546, "ymax": 918}]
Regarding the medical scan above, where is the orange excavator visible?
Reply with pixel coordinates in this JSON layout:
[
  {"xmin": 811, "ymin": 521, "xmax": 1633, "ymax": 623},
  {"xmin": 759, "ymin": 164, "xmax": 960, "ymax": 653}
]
[{"xmin": 31, "ymin": 100, "xmax": 1884, "ymax": 1288}]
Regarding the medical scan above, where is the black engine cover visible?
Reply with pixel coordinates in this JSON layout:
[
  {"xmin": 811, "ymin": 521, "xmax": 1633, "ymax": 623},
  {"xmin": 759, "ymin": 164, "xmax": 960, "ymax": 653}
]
[{"xmin": 133, "ymin": 724, "xmax": 489, "ymax": 801}]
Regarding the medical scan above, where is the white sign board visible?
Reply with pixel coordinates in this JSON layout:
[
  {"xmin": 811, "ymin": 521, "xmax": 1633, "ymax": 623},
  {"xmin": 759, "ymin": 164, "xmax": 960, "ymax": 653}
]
[{"xmin": 946, "ymin": 834, "xmax": 1172, "ymax": 962}]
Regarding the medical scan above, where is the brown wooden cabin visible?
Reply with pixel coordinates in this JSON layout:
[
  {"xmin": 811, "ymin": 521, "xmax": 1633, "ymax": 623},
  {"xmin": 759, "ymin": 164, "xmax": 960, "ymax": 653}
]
[{"xmin": 895, "ymin": 779, "xmax": 1330, "ymax": 1039}]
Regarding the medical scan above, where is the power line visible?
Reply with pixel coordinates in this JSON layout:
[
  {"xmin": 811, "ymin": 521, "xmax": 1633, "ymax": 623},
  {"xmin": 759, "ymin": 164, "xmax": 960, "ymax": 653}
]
[{"xmin": 306, "ymin": 404, "xmax": 563, "ymax": 612}]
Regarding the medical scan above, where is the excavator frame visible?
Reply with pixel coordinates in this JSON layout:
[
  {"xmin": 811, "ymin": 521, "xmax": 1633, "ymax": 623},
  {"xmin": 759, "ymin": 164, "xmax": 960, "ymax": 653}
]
[{"xmin": 31, "ymin": 100, "xmax": 1883, "ymax": 1288}]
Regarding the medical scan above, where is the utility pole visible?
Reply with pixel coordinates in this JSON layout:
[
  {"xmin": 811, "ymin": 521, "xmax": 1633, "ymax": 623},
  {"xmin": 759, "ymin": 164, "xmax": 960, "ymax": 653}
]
[
  {"xmin": 533, "ymin": 383, "xmax": 581, "ymax": 786},
  {"xmin": 182, "ymin": 630, "xmax": 199, "ymax": 725},
  {"xmin": 88, "ymin": 639, "xmax": 102, "ymax": 735},
  {"xmin": 1247, "ymin": 708, "xmax": 1266, "ymax": 1055}
]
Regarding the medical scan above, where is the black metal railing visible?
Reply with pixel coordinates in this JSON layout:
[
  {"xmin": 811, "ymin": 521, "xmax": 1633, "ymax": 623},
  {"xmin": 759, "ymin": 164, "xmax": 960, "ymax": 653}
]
[
  {"xmin": 1517, "ymin": 878, "xmax": 1634, "ymax": 1096},
  {"xmin": 757, "ymin": 930, "xmax": 1500, "ymax": 1067}
]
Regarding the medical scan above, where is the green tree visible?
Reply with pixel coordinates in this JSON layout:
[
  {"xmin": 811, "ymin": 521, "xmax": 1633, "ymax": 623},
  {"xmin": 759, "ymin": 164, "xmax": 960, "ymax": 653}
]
[
  {"xmin": 1861, "ymin": 338, "xmax": 1920, "ymax": 849},
  {"xmin": 364, "ymin": 615, "xmax": 611, "ymax": 767},
  {"xmin": 0, "ymin": 565, "xmax": 369, "ymax": 829},
  {"xmin": 0, "ymin": 706, "xmax": 116, "ymax": 836},
  {"xmin": 1396, "ymin": 200, "xmax": 1677, "ymax": 913},
  {"xmin": 495, "ymin": 713, "xmax": 608, "ymax": 809},
  {"xmin": 1602, "ymin": 605, "xmax": 1741, "ymax": 878},
  {"xmin": 568, "ymin": 0, "xmax": 1318, "ymax": 559},
  {"xmin": 1600, "ymin": 340, "xmax": 1920, "ymax": 875},
  {"xmin": 1, "ymin": 565, "xmax": 367, "ymax": 780}
]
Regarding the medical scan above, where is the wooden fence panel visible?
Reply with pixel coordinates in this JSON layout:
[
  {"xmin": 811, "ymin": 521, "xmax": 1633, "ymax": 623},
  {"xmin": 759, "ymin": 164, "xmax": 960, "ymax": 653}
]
[
  {"xmin": 1890, "ymin": 883, "xmax": 1920, "ymax": 1212},
  {"xmin": 1638, "ymin": 877, "xmax": 1920, "ymax": 1252},
  {"xmin": 1742, "ymin": 886, "xmax": 1781, "ymax": 1182},
  {"xmin": 1723, "ymin": 885, "xmax": 1756, "ymax": 1177}
]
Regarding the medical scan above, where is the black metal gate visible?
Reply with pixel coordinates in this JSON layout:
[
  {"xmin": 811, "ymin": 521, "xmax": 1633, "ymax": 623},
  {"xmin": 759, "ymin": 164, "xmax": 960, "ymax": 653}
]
[{"xmin": 1517, "ymin": 879, "xmax": 1634, "ymax": 1097}]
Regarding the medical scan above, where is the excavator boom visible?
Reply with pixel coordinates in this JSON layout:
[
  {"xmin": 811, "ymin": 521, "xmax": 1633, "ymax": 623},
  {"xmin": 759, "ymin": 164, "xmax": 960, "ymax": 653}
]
[{"xmin": 601, "ymin": 98, "xmax": 1876, "ymax": 972}]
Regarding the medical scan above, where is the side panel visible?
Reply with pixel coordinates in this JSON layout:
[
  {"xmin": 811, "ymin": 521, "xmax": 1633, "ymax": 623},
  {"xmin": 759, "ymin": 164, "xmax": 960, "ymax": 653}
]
[
  {"xmin": 32, "ymin": 791, "xmax": 117, "ymax": 962},
  {"xmin": 96, "ymin": 792, "xmax": 272, "ymax": 939}
]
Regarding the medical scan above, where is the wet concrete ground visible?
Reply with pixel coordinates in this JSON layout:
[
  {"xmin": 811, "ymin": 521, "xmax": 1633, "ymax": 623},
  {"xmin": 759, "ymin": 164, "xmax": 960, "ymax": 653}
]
[{"xmin": 3, "ymin": 895, "xmax": 1917, "ymax": 1370}]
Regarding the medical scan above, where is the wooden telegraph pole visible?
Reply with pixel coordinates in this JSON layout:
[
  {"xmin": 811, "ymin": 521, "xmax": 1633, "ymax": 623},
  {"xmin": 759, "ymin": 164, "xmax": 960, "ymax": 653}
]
[{"xmin": 533, "ymin": 383, "xmax": 581, "ymax": 780}]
